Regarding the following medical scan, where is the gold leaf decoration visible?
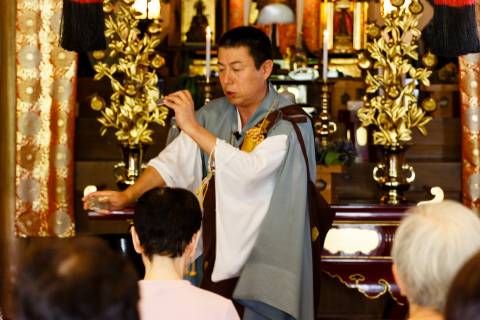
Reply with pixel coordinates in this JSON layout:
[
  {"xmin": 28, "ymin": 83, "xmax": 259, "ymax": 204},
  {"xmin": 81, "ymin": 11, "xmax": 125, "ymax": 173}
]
[
  {"xmin": 357, "ymin": 3, "xmax": 435, "ymax": 146},
  {"xmin": 91, "ymin": 0, "xmax": 169, "ymax": 146}
]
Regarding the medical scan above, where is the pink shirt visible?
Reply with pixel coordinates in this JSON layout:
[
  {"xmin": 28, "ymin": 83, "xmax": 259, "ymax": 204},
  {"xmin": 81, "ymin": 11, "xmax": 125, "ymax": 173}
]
[{"xmin": 138, "ymin": 280, "xmax": 240, "ymax": 320}]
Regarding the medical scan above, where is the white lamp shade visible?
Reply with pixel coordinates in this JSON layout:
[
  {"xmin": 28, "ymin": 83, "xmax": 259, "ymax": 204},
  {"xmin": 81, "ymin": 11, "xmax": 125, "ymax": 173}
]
[
  {"xmin": 132, "ymin": 0, "xmax": 161, "ymax": 19},
  {"xmin": 257, "ymin": 3, "xmax": 294, "ymax": 24}
]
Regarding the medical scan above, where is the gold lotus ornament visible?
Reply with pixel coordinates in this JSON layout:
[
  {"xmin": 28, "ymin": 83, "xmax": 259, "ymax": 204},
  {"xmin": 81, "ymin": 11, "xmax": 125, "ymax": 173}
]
[
  {"xmin": 91, "ymin": 0, "xmax": 169, "ymax": 188},
  {"xmin": 357, "ymin": 0, "xmax": 436, "ymax": 204}
]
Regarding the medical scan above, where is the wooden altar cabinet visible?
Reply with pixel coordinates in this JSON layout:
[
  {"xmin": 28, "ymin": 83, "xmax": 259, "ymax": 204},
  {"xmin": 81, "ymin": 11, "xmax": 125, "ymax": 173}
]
[
  {"xmin": 88, "ymin": 203, "xmax": 410, "ymax": 319},
  {"xmin": 318, "ymin": 204, "xmax": 409, "ymax": 319}
]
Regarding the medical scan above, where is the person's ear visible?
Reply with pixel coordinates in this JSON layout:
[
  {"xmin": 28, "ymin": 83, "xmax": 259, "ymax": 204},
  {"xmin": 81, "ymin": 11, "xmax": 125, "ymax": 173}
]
[
  {"xmin": 392, "ymin": 263, "xmax": 407, "ymax": 297},
  {"xmin": 184, "ymin": 232, "xmax": 199, "ymax": 260},
  {"xmin": 261, "ymin": 59, "xmax": 273, "ymax": 80},
  {"xmin": 130, "ymin": 226, "xmax": 144, "ymax": 255}
]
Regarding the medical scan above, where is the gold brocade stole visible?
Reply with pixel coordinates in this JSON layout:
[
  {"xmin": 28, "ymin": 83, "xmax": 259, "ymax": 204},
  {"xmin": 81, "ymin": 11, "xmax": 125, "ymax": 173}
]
[
  {"xmin": 195, "ymin": 115, "xmax": 272, "ymax": 207},
  {"xmin": 196, "ymin": 168, "xmax": 214, "ymax": 209},
  {"xmin": 240, "ymin": 117, "xmax": 271, "ymax": 153}
]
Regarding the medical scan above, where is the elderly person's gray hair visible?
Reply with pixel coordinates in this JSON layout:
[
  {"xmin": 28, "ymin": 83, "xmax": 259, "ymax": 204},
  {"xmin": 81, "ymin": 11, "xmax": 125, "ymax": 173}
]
[{"xmin": 392, "ymin": 200, "xmax": 480, "ymax": 312}]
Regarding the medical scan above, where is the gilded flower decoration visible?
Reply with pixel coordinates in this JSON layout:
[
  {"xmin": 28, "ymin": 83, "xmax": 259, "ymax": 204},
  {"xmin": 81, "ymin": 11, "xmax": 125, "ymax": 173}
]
[
  {"xmin": 91, "ymin": 0, "xmax": 169, "ymax": 145},
  {"xmin": 357, "ymin": 0, "xmax": 436, "ymax": 146}
]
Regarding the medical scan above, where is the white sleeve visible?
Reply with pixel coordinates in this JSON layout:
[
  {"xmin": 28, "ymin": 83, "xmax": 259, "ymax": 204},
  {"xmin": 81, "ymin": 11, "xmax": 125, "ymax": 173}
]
[
  {"xmin": 212, "ymin": 134, "xmax": 288, "ymax": 281},
  {"xmin": 147, "ymin": 131, "xmax": 203, "ymax": 193},
  {"xmin": 214, "ymin": 135, "xmax": 288, "ymax": 181}
]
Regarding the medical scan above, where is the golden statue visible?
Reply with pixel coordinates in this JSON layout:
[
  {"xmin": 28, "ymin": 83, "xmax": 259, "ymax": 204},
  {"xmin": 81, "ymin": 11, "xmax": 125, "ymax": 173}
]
[{"xmin": 186, "ymin": 0, "xmax": 209, "ymax": 43}]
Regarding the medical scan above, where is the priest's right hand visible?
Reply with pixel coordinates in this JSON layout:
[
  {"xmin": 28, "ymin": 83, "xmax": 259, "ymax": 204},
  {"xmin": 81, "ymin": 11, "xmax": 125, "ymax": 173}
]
[{"xmin": 82, "ymin": 190, "xmax": 131, "ymax": 214}]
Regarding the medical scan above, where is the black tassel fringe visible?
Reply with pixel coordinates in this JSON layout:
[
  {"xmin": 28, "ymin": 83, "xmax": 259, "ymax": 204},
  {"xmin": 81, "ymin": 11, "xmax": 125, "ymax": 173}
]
[
  {"xmin": 60, "ymin": 0, "xmax": 106, "ymax": 52},
  {"xmin": 426, "ymin": 4, "xmax": 480, "ymax": 57}
]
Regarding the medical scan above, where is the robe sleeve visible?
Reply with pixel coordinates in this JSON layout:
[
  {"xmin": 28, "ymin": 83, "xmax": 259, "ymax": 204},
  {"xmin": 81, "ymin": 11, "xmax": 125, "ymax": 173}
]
[
  {"xmin": 147, "ymin": 131, "xmax": 203, "ymax": 193},
  {"xmin": 212, "ymin": 134, "xmax": 288, "ymax": 281}
]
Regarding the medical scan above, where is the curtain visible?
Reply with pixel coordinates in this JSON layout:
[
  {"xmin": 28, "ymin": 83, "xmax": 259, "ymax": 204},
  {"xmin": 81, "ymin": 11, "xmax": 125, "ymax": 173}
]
[
  {"xmin": 460, "ymin": 1, "xmax": 480, "ymax": 211},
  {"xmin": 229, "ymin": 0, "xmax": 320, "ymax": 55},
  {"xmin": 460, "ymin": 54, "xmax": 480, "ymax": 211},
  {"xmin": 15, "ymin": 0, "xmax": 77, "ymax": 237},
  {"xmin": 229, "ymin": 0, "xmax": 245, "ymax": 29}
]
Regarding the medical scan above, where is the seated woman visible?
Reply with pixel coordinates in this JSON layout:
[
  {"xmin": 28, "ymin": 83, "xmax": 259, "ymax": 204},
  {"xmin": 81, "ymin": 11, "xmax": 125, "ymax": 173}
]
[
  {"xmin": 445, "ymin": 250, "xmax": 480, "ymax": 319},
  {"xmin": 391, "ymin": 200, "xmax": 480, "ymax": 320},
  {"xmin": 131, "ymin": 187, "xmax": 240, "ymax": 320}
]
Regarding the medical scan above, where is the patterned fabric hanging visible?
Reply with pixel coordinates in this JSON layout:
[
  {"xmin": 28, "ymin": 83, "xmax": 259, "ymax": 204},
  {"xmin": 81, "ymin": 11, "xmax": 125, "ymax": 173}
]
[
  {"xmin": 456, "ymin": 1, "xmax": 480, "ymax": 212},
  {"xmin": 459, "ymin": 54, "xmax": 480, "ymax": 212},
  {"xmin": 229, "ymin": 0, "xmax": 245, "ymax": 29},
  {"xmin": 303, "ymin": 0, "xmax": 320, "ymax": 53},
  {"xmin": 16, "ymin": 0, "xmax": 77, "ymax": 237}
]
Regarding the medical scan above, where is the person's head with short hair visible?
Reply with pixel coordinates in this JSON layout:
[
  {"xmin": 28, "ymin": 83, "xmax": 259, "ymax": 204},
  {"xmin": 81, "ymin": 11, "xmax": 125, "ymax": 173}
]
[
  {"xmin": 445, "ymin": 249, "xmax": 480, "ymax": 320},
  {"xmin": 15, "ymin": 236, "xmax": 139, "ymax": 320},
  {"xmin": 131, "ymin": 187, "xmax": 202, "ymax": 277},
  {"xmin": 216, "ymin": 26, "xmax": 274, "ymax": 113},
  {"xmin": 391, "ymin": 200, "xmax": 480, "ymax": 314},
  {"xmin": 218, "ymin": 26, "xmax": 273, "ymax": 70}
]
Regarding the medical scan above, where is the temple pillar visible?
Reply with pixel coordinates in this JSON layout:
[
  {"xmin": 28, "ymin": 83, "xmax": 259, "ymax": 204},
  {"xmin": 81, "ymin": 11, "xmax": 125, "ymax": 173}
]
[{"xmin": 0, "ymin": 0, "xmax": 22, "ymax": 317}]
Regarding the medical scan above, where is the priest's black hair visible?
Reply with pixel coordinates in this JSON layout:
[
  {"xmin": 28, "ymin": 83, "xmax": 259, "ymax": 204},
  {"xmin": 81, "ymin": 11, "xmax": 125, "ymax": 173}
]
[{"xmin": 218, "ymin": 26, "xmax": 273, "ymax": 69}]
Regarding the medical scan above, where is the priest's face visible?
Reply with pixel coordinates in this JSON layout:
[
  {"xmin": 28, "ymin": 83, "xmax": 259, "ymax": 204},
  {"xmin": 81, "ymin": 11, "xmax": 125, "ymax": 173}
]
[{"xmin": 218, "ymin": 46, "xmax": 273, "ymax": 113}]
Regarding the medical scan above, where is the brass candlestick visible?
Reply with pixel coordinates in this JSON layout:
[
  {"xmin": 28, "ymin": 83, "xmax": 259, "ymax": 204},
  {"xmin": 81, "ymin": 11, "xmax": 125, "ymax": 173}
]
[
  {"xmin": 315, "ymin": 81, "xmax": 337, "ymax": 147},
  {"xmin": 204, "ymin": 78, "xmax": 214, "ymax": 105}
]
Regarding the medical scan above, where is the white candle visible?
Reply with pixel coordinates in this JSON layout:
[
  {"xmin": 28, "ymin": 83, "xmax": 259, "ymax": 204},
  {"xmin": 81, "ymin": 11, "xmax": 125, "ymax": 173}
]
[
  {"xmin": 206, "ymin": 26, "xmax": 211, "ymax": 82},
  {"xmin": 322, "ymin": 29, "xmax": 329, "ymax": 81},
  {"xmin": 296, "ymin": 0, "xmax": 304, "ymax": 44}
]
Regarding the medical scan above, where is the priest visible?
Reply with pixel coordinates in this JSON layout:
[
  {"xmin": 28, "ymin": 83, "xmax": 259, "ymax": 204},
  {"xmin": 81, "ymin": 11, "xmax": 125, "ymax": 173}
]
[{"xmin": 84, "ymin": 26, "xmax": 318, "ymax": 320}]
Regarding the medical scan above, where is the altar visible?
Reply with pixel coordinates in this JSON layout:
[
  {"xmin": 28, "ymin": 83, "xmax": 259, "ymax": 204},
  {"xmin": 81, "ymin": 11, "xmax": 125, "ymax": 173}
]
[
  {"xmin": 4, "ymin": 0, "xmax": 480, "ymax": 318},
  {"xmin": 318, "ymin": 204, "xmax": 408, "ymax": 319}
]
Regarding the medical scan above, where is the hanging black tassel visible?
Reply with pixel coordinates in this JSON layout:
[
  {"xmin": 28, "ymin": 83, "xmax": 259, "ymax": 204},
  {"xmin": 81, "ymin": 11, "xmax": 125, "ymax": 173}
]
[
  {"xmin": 426, "ymin": 0, "xmax": 480, "ymax": 57},
  {"xmin": 60, "ymin": 0, "xmax": 106, "ymax": 52}
]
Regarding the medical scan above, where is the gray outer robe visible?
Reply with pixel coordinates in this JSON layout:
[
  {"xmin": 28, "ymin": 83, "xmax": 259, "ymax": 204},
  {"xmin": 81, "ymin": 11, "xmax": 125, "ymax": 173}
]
[{"xmin": 169, "ymin": 84, "xmax": 316, "ymax": 320}]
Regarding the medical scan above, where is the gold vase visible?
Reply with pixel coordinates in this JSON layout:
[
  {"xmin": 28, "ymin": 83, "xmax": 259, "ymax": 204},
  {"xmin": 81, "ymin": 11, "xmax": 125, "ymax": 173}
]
[
  {"xmin": 114, "ymin": 144, "xmax": 145, "ymax": 190},
  {"xmin": 373, "ymin": 145, "xmax": 415, "ymax": 205}
]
